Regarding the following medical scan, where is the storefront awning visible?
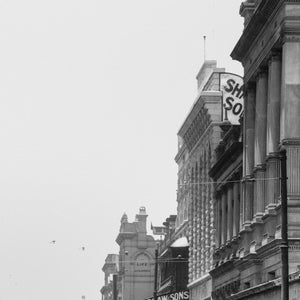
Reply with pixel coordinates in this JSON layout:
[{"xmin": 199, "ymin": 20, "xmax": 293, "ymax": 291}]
[{"xmin": 170, "ymin": 236, "xmax": 188, "ymax": 248}]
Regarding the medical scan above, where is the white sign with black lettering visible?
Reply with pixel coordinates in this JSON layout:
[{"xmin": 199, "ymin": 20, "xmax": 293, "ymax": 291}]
[
  {"xmin": 146, "ymin": 290, "xmax": 189, "ymax": 300},
  {"xmin": 220, "ymin": 73, "xmax": 244, "ymax": 124}
]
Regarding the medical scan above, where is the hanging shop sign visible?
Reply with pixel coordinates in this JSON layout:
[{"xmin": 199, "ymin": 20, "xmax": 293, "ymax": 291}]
[
  {"xmin": 145, "ymin": 290, "xmax": 189, "ymax": 300},
  {"xmin": 220, "ymin": 73, "xmax": 244, "ymax": 124}
]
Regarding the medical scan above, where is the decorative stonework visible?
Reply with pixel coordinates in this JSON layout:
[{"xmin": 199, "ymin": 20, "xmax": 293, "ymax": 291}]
[
  {"xmin": 183, "ymin": 107, "xmax": 210, "ymax": 151},
  {"xmin": 188, "ymin": 144, "xmax": 215, "ymax": 284},
  {"xmin": 211, "ymin": 279, "xmax": 240, "ymax": 300}
]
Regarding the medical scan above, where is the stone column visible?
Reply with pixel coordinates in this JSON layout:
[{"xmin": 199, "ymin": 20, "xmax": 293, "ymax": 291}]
[
  {"xmin": 217, "ymin": 195, "xmax": 222, "ymax": 248},
  {"xmin": 221, "ymin": 190, "xmax": 227, "ymax": 246},
  {"xmin": 254, "ymin": 71, "xmax": 268, "ymax": 166},
  {"xmin": 243, "ymin": 84, "xmax": 255, "ymax": 227},
  {"xmin": 267, "ymin": 54, "xmax": 281, "ymax": 154},
  {"xmin": 265, "ymin": 153, "xmax": 281, "ymax": 211},
  {"xmin": 265, "ymin": 53, "xmax": 282, "ymax": 211},
  {"xmin": 244, "ymin": 84, "xmax": 256, "ymax": 177},
  {"xmin": 233, "ymin": 181, "xmax": 240, "ymax": 238},
  {"xmin": 227, "ymin": 184, "xmax": 233, "ymax": 242},
  {"xmin": 253, "ymin": 71, "xmax": 268, "ymax": 221}
]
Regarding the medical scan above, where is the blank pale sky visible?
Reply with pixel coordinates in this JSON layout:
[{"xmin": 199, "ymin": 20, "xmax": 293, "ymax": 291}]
[{"xmin": 0, "ymin": 1, "xmax": 243, "ymax": 299}]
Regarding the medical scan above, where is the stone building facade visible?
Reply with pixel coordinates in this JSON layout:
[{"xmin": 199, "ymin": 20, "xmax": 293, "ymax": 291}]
[
  {"xmin": 175, "ymin": 60, "xmax": 236, "ymax": 300},
  {"xmin": 101, "ymin": 254, "xmax": 119, "ymax": 300},
  {"xmin": 210, "ymin": 1, "xmax": 300, "ymax": 299},
  {"xmin": 101, "ymin": 207, "xmax": 156, "ymax": 300},
  {"xmin": 153, "ymin": 215, "xmax": 189, "ymax": 297},
  {"xmin": 209, "ymin": 124, "xmax": 243, "ymax": 299}
]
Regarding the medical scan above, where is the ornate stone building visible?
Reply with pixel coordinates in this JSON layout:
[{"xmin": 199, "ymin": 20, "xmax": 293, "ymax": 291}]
[
  {"xmin": 116, "ymin": 207, "xmax": 156, "ymax": 300},
  {"xmin": 210, "ymin": 0, "xmax": 300, "ymax": 299},
  {"xmin": 209, "ymin": 124, "xmax": 243, "ymax": 300},
  {"xmin": 101, "ymin": 254, "xmax": 119, "ymax": 300},
  {"xmin": 101, "ymin": 207, "xmax": 156, "ymax": 300},
  {"xmin": 153, "ymin": 215, "xmax": 189, "ymax": 297},
  {"xmin": 175, "ymin": 60, "xmax": 243, "ymax": 300}
]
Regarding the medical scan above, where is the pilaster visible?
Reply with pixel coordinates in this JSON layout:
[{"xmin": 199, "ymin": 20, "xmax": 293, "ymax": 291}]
[
  {"xmin": 254, "ymin": 70, "xmax": 268, "ymax": 166},
  {"xmin": 227, "ymin": 184, "xmax": 233, "ymax": 242},
  {"xmin": 221, "ymin": 190, "xmax": 227, "ymax": 246},
  {"xmin": 242, "ymin": 176, "xmax": 254, "ymax": 229},
  {"xmin": 253, "ymin": 165, "xmax": 265, "ymax": 222},
  {"xmin": 267, "ymin": 53, "xmax": 281, "ymax": 154},
  {"xmin": 265, "ymin": 153, "xmax": 281, "ymax": 213},
  {"xmin": 217, "ymin": 195, "xmax": 222, "ymax": 249},
  {"xmin": 232, "ymin": 182, "xmax": 240, "ymax": 239},
  {"xmin": 244, "ymin": 84, "xmax": 256, "ymax": 176}
]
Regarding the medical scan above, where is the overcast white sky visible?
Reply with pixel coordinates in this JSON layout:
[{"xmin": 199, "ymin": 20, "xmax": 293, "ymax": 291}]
[{"xmin": 0, "ymin": 1, "xmax": 243, "ymax": 299}]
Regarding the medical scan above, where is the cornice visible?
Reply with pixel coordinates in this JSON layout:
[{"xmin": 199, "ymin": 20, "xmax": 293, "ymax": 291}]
[
  {"xmin": 281, "ymin": 138, "xmax": 300, "ymax": 146},
  {"xmin": 177, "ymin": 92, "xmax": 221, "ymax": 139},
  {"xmin": 232, "ymin": 1, "xmax": 300, "ymax": 83},
  {"xmin": 231, "ymin": 0, "xmax": 283, "ymax": 62},
  {"xmin": 174, "ymin": 143, "xmax": 187, "ymax": 163},
  {"xmin": 228, "ymin": 280, "xmax": 280, "ymax": 300},
  {"xmin": 187, "ymin": 273, "xmax": 211, "ymax": 289},
  {"xmin": 255, "ymin": 238, "xmax": 282, "ymax": 259},
  {"xmin": 209, "ymin": 260, "xmax": 235, "ymax": 277},
  {"xmin": 116, "ymin": 231, "xmax": 136, "ymax": 245},
  {"xmin": 209, "ymin": 141, "xmax": 243, "ymax": 180}
]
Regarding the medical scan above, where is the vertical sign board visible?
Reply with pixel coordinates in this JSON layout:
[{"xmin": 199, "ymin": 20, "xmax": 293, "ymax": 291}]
[{"xmin": 220, "ymin": 73, "xmax": 244, "ymax": 124}]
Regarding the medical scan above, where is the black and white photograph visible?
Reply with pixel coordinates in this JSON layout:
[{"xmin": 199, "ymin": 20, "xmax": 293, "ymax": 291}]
[{"xmin": 0, "ymin": 1, "xmax": 298, "ymax": 300}]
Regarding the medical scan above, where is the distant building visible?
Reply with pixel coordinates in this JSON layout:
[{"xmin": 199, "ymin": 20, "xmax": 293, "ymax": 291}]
[
  {"xmin": 101, "ymin": 254, "xmax": 119, "ymax": 300},
  {"xmin": 116, "ymin": 207, "xmax": 156, "ymax": 300},
  {"xmin": 152, "ymin": 215, "xmax": 189, "ymax": 298}
]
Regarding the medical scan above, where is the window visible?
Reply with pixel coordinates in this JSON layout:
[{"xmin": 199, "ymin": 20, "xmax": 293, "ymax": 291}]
[
  {"xmin": 268, "ymin": 271, "xmax": 276, "ymax": 281},
  {"xmin": 244, "ymin": 281, "xmax": 250, "ymax": 289}
]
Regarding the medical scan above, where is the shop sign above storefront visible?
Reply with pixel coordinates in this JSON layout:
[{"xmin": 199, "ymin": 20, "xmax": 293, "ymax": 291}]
[{"xmin": 145, "ymin": 290, "xmax": 189, "ymax": 300}]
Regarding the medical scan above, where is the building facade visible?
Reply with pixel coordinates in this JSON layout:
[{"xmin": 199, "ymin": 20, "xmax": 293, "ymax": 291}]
[
  {"xmin": 209, "ymin": 123, "xmax": 243, "ymax": 299},
  {"xmin": 175, "ymin": 60, "xmax": 244, "ymax": 300},
  {"xmin": 101, "ymin": 254, "xmax": 119, "ymax": 300},
  {"xmin": 210, "ymin": 1, "xmax": 300, "ymax": 299},
  {"xmin": 116, "ymin": 207, "xmax": 156, "ymax": 300},
  {"xmin": 101, "ymin": 207, "xmax": 156, "ymax": 300},
  {"xmin": 153, "ymin": 215, "xmax": 189, "ymax": 298}
]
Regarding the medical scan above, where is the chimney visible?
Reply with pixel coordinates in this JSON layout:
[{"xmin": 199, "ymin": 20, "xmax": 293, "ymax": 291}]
[{"xmin": 135, "ymin": 206, "xmax": 148, "ymax": 233}]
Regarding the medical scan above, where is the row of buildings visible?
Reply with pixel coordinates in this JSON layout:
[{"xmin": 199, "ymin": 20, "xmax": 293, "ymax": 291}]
[{"xmin": 101, "ymin": 1, "xmax": 300, "ymax": 299}]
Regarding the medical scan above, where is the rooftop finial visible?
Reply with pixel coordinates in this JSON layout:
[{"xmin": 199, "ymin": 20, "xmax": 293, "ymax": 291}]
[{"xmin": 121, "ymin": 212, "xmax": 128, "ymax": 223}]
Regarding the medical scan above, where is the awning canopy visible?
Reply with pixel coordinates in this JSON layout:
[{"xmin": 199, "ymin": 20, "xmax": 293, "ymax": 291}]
[{"xmin": 170, "ymin": 236, "xmax": 188, "ymax": 248}]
